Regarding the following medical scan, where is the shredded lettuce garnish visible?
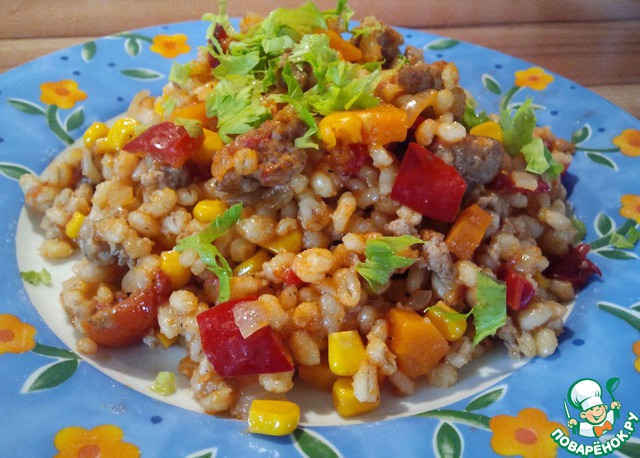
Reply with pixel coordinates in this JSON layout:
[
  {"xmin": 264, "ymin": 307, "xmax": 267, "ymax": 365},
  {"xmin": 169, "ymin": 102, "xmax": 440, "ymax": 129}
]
[
  {"xmin": 355, "ymin": 235, "xmax": 424, "ymax": 293},
  {"xmin": 175, "ymin": 203, "xmax": 243, "ymax": 302},
  {"xmin": 202, "ymin": 1, "xmax": 381, "ymax": 148},
  {"xmin": 169, "ymin": 61, "xmax": 192, "ymax": 86},
  {"xmin": 20, "ymin": 268, "xmax": 52, "ymax": 286},
  {"xmin": 173, "ymin": 117, "xmax": 203, "ymax": 138},
  {"xmin": 150, "ymin": 371, "xmax": 177, "ymax": 396},
  {"xmin": 461, "ymin": 99, "xmax": 491, "ymax": 130},
  {"xmin": 472, "ymin": 272, "xmax": 506, "ymax": 345},
  {"xmin": 500, "ymin": 98, "xmax": 563, "ymax": 178}
]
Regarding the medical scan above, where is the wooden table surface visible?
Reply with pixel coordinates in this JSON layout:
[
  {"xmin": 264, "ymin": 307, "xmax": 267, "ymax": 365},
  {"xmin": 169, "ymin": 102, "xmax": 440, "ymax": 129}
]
[{"xmin": 2, "ymin": 0, "xmax": 639, "ymax": 119}]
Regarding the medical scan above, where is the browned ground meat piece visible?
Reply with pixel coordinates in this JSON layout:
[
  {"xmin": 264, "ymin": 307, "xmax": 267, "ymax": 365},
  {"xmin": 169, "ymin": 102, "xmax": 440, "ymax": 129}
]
[
  {"xmin": 432, "ymin": 135, "xmax": 504, "ymax": 188},
  {"xmin": 398, "ymin": 62, "xmax": 434, "ymax": 94},
  {"xmin": 352, "ymin": 17, "xmax": 404, "ymax": 68},
  {"xmin": 210, "ymin": 106, "xmax": 309, "ymax": 193}
]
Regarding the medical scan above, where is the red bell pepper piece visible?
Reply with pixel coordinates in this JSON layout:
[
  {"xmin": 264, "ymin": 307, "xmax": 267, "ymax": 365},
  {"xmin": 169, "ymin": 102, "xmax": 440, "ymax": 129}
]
[
  {"xmin": 504, "ymin": 269, "xmax": 535, "ymax": 311},
  {"xmin": 123, "ymin": 121, "xmax": 203, "ymax": 168},
  {"xmin": 197, "ymin": 297, "xmax": 294, "ymax": 377},
  {"xmin": 390, "ymin": 142, "xmax": 467, "ymax": 223}
]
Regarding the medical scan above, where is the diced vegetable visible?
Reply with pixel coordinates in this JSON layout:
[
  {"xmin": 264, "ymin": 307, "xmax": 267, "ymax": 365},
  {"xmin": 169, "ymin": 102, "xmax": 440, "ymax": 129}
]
[
  {"xmin": 445, "ymin": 204, "xmax": 492, "ymax": 260},
  {"xmin": 159, "ymin": 250, "xmax": 192, "ymax": 289},
  {"xmin": 170, "ymin": 101, "xmax": 209, "ymax": 124},
  {"xmin": 328, "ymin": 330, "xmax": 366, "ymax": 376},
  {"xmin": 192, "ymin": 128, "xmax": 224, "ymax": 164},
  {"xmin": 260, "ymin": 229, "xmax": 303, "ymax": 254},
  {"xmin": 233, "ymin": 300, "xmax": 269, "ymax": 338},
  {"xmin": 318, "ymin": 104, "xmax": 408, "ymax": 149},
  {"xmin": 390, "ymin": 142, "xmax": 467, "ymax": 223},
  {"xmin": 386, "ymin": 308, "xmax": 449, "ymax": 378},
  {"xmin": 64, "ymin": 211, "xmax": 85, "ymax": 239},
  {"xmin": 325, "ymin": 29, "xmax": 362, "ymax": 62},
  {"xmin": 150, "ymin": 371, "xmax": 177, "ymax": 396},
  {"xmin": 425, "ymin": 301, "xmax": 468, "ymax": 342},
  {"xmin": 233, "ymin": 250, "xmax": 271, "ymax": 276},
  {"xmin": 156, "ymin": 330, "xmax": 178, "ymax": 349},
  {"xmin": 502, "ymin": 268, "xmax": 535, "ymax": 311},
  {"xmin": 197, "ymin": 297, "xmax": 294, "ymax": 377},
  {"xmin": 298, "ymin": 359, "xmax": 338, "ymax": 391},
  {"xmin": 82, "ymin": 121, "xmax": 109, "ymax": 148},
  {"xmin": 332, "ymin": 377, "xmax": 380, "ymax": 417},
  {"xmin": 247, "ymin": 399, "xmax": 300, "ymax": 436},
  {"xmin": 81, "ymin": 271, "xmax": 172, "ymax": 347},
  {"xmin": 99, "ymin": 117, "xmax": 140, "ymax": 154},
  {"xmin": 123, "ymin": 121, "xmax": 204, "ymax": 168},
  {"xmin": 193, "ymin": 199, "xmax": 229, "ymax": 224},
  {"xmin": 469, "ymin": 120, "xmax": 503, "ymax": 143},
  {"xmin": 543, "ymin": 243, "xmax": 601, "ymax": 289}
]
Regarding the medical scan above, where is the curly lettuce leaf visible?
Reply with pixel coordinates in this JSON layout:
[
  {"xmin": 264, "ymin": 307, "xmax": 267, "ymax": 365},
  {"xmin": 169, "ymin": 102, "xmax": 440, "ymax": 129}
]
[
  {"xmin": 520, "ymin": 137, "xmax": 564, "ymax": 178},
  {"xmin": 356, "ymin": 235, "xmax": 424, "ymax": 293},
  {"xmin": 175, "ymin": 203, "xmax": 243, "ymax": 302},
  {"xmin": 472, "ymin": 272, "xmax": 507, "ymax": 345},
  {"xmin": 461, "ymin": 99, "xmax": 491, "ymax": 130},
  {"xmin": 500, "ymin": 98, "xmax": 536, "ymax": 156},
  {"xmin": 20, "ymin": 268, "xmax": 52, "ymax": 286}
]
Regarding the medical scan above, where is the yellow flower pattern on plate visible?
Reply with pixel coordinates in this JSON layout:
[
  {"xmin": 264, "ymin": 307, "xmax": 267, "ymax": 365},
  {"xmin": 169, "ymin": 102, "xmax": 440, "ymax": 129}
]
[
  {"xmin": 0, "ymin": 314, "xmax": 36, "ymax": 355},
  {"xmin": 54, "ymin": 424, "xmax": 140, "ymax": 458},
  {"xmin": 613, "ymin": 128, "xmax": 640, "ymax": 157},
  {"xmin": 514, "ymin": 67, "xmax": 554, "ymax": 91},
  {"xmin": 150, "ymin": 34, "xmax": 191, "ymax": 58},
  {"xmin": 490, "ymin": 407, "xmax": 567, "ymax": 458},
  {"xmin": 39, "ymin": 80, "xmax": 87, "ymax": 110},
  {"xmin": 620, "ymin": 194, "xmax": 640, "ymax": 224}
]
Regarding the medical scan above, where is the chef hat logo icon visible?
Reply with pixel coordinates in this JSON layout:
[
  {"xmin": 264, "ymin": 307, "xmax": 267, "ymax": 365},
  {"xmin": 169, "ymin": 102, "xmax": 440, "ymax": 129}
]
[{"xmin": 564, "ymin": 377, "xmax": 621, "ymax": 438}]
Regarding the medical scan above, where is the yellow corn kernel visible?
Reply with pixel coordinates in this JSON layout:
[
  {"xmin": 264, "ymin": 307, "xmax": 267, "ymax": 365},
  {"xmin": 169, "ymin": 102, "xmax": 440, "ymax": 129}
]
[
  {"xmin": 425, "ymin": 301, "xmax": 468, "ymax": 342},
  {"xmin": 156, "ymin": 331, "xmax": 178, "ymax": 349},
  {"xmin": 192, "ymin": 128, "xmax": 224, "ymax": 164},
  {"xmin": 332, "ymin": 377, "xmax": 380, "ymax": 417},
  {"xmin": 233, "ymin": 250, "xmax": 271, "ymax": 276},
  {"xmin": 298, "ymin": 361, "xmax": 339, "ymax": 391},
  {"xmin": 247, "ymin": 399, "xmax": 300, "ymax": 436},
  {"xmin": 261, "ymin": 229, "xmax": 303, "ymax": 255},
  {"xmin": 64, "ymin": 211, "xmax": 85, "ymax": 239},
  {"xmin": 159, "ymin": 250, "xmax": 191, "ymax": 289},
  {"xmin": 102, "ymin": 117, "xmax": 139, "ymax": 153},
  {"xmin": 82, "ymin": 122, "xmax": 109, "ymax": 148},
  {"xmin": 192, "ymin": 199, "xmax": 228, "ymax": 224},
  {"xmin": 470, "ymin": 120, "xmax": 503, "ymax": 143},
  {"xmin": 534, "ymin": 272, "xmax": 551, "ymax": 290},
  {"xmin": 318, "ymin": 112, "xmax": 363, "ymax": 149},
  {"xmin": 328, "ymin": 330, "xmax": 366, "ymax": 376}
]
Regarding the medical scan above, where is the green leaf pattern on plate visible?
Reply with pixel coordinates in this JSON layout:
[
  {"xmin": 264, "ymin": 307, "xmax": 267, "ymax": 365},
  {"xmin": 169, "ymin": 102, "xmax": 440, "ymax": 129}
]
[
  {"xmin": 292, "ymin": 428, "xmax": 343, "ymax": 458},
  {"xmin": 434, "ymin": 422, "xmax": 463, "ymax": 458},
  {"xmin": 19, "ymin": 342, "xmax": 80, "ymax": 393}
]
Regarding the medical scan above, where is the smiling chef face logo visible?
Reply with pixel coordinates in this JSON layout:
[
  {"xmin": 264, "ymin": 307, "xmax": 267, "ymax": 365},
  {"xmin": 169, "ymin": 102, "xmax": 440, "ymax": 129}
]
[
  {"xmin": 550, "ymin": 377, "xmax": 639, "ymax": 457},
  {"xmin": 565, "ymin": 378, "xmax": 621, "ymax": 438}
]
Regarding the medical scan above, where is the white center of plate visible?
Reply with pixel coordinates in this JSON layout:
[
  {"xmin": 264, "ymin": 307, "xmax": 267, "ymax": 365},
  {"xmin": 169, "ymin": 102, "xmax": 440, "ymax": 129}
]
[{"xmin": 16, "ymin": 206, "xmax": 528, "ymax": 426}]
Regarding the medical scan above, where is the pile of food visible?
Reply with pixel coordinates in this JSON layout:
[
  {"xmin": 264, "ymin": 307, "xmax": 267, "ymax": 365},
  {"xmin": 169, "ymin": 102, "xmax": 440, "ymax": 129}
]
[{"xmin": 20, "ymin": 0, "xmax": 600, "ymax": 435}]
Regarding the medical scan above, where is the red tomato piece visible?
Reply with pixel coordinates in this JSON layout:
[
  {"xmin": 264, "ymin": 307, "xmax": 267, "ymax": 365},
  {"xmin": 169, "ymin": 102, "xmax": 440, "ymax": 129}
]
[
  {"xmin": 123, "ymin": 121, "xmax": 204, "ymax": 168},
  {"xmin": 390, "ymin": 142, "xmax": 467, "ymax": 223},
  {"xmin": 197, "ymin": 297, "xmax": 294, "ymax": 377},
  {"xmin": 81, "ymin": 271, "xmax": 172, "ymax": 347}
]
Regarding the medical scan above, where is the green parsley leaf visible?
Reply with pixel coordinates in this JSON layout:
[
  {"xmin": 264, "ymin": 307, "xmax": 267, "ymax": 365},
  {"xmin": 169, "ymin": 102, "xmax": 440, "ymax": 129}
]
[
  {"xmin": 150, "ymin": 371, "xmax": 177, "ymax": 396},
  {"xmin": 500, "ymin": 98, "xmax": 536, "ymax": 156},
  {"xmin": 472, "ymin": 272, "xmax": 506, "ymax": 345},
  {"xmin": 356, "ymin": 235, "xmax": 424, "ymax": 293},
  {"xmin": 461, "ymin": 99, "xmax": 491, "ymax": 130},
  {"xmin": 175, "ymin": 203, "xmax": 243, "ymax": 302},
  {"xmin": 168, "ymin": 61, "xmax": 192, "ymax": 86},
  {"xmin": 20, "ymin": 268, "xmax": 52, "ymax": 286}
]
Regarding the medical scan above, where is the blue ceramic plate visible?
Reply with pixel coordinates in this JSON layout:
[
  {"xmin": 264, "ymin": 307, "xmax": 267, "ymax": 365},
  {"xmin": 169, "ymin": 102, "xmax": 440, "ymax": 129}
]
[{"xmin": 2, "ymin": 20, "xmax": 640, "ymax": 457}]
